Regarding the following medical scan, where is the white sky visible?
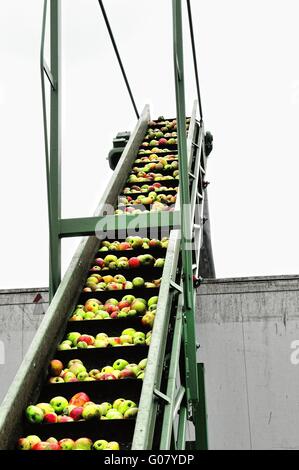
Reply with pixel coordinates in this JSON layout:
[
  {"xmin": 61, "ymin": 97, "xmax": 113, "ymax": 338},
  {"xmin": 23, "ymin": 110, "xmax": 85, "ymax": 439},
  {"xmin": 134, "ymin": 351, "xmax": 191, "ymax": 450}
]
[{"xmin": 1, "ymin": 0, "xmax": 299, "ymax": 289}]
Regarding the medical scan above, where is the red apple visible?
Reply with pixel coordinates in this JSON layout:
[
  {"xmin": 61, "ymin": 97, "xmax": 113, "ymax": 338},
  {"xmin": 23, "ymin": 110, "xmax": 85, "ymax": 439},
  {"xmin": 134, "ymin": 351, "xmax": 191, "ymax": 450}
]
[
  {"xmin": 57, "ymin": 416, "xmax": 74, "ymax": 423},
  {"xmin": 119, "ymin": 369, "xmax": 136, "ymax": 379},
  {"xmin": 99, "ymin": 373, "xmax": 117, "ymax": 381},
  {"xmin": 118, "ymin": 242, "xmax": 131, "ymax": 250},
  {"xmin": 69, "ymin": 392, "xmax": 90, "ymax": 407},
  {"xmin": 118, "ymin": 300, "xmax": 130, "ymax": 310},
  {"xmin": 43, "ymin": 413, "xmax": 58, "ymax": 423},
  {"xmin": 159, "ymin": 138, "xmax": 168, "ymax": 145},
  {"xmin": 70, "ymin": 406, "xmax": 83, "ymax": 421},
  {"xmin": 95, "ymin": 258, "xmax": 105, "ymax": 267},
  {"xmin": 78, "ymin": 335, "xmax": 94, "ymax": 346},
  {"xmin": 32, "ymin": 442, "xmax": 52, "ymax": 451},
  {"xmin": 49, "ymin": 443, "xmax": 61, "ymax": 450},
  {"xmin": 49, "ymin": 359, "xmax": 63, "ymax": 377},
  {"xmin": 105, "ymin": 304, "xmax": 119, "ymax": 314},
  {"xmin": 110, "ymin": 312, "xmax": 118, "ymax": 319},
  {"xmin": 128, "ymin": 257, "xmax": 141, "ymax": 269}
]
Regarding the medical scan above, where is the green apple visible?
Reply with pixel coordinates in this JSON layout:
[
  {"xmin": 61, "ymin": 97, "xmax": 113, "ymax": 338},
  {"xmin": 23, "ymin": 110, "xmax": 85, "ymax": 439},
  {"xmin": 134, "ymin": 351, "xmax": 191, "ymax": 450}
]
[
  {"xmin": 84, "ymin": 311, "xmax": 96, "ymax": 319},
  {"xmin": 93, "ymin": 440, "xmax": 108, "ymax": 450},
  {"xmin": 113, "ymin": 359, "xmax": 129, "ymax": 370},
  {"xmin": 127, "ymin": 309, "xmax": 137, "ymax": 317},
  {"xmin": 25, "ymin": 405, "xmax": 44, "ymax": 424},
  {"xmin": 106, "ymin": 441, "xmax": 120, "ymax": 450},
  {"xmin": 69, "ymin": 363, "xmax": 86, "ymax": 376},
  {"xmin": 121, "ymin": 328, "xmax": 136, "ymax": 337},
  {"xmin": 96, "ymin": 333, "xmax": 108, "ymax": 340},
  {"xmin": 137, "ymin": 371, "xmax": 145, "ymax": 380},
  {"xmin": 105, "ymin": 298, "xmax": 119, "ymax": 306},
  {"xmin": 133, "ymin": 336, "xmax": 145, "ymax": 345},
  {"xmin": 131, "ymin": 300, "xmax": 146, "ymax": 314},
  {"xmin": 94, "ymin": 339, "xmax": 109, "ymax": 348},
  {"xmin": 138, "ymin": 254, "xmax": 154, "ymax": 266},
  {"xmin": 118, "ymin": 400, "xmax": 137, "ymax": 415},
  {"xmin": 26, "ymin": 435, "xmax": 41, "ymax": 449},
  {"xmin": 120, "ymin": 335, "xmax": 133, "ymax": 344},
  {"xmin": 74, "ymin": 438, "xmax": 93, "ymax": 450},
  {"xmin": 138, "ymin": 358, "xmax": 147, "ymax": 370},
  {"xmin": 125, "ymin": 363, "xmax": 140, "ymax": 376},
  {"xmin": 124, "ymin": 407, "xmax": 138, "ymax": 419},
  {"xmin": 100, "ymin": 312, "xmax": 110, "ymax": 319},
  {"xmin": 132, "ymin": 277, "xmax": 145, "ymax": 288},
  {"xmin": 134, "ymin": 331, "xmax": 145, "ymax": 339},
  {"xmin": 62, "ymin": 405, "xmax": 76, "ymax": 416},
  {"xmin": 67, "ymin": 359, "xmax": 83, "ymax": 368},
  {"xmin": 141, "ymin": 312, "xmax": 155, "ymax": 327},
  {"xmin": 121, "ymin": 295, "xmax": 135, "ymax": 304},
  {"xmin": 114, "ymin": 274, "xmax": 126, "ymax": 284},
  {"xmin": 102, "ymin": 366, "xmax": 115, "ymax": 374},
  {"xmin": 59, "ymin": 438, "xmax": 75, "ymax": 450},
  {"xmin": 64, "ymin": 372, "xmax": 76, "ymax": 382},
  {"xmin": 77, "ymin": 371, "xmax": 89, "ymax": 381},
  {"xmin": 147, "ymin": 295, "xmax": 158, "ymax": 307},
  {"xmin": 17, "ymin": 437, "xmax": 31, "ymax": 450},
  {"xmin": 36, "ymin": 403, "xmax": 54, "ymax": 415},
  {"xmin": 104, "ymin": 255, "xmax": 118, "ymax": 265},
  {"xmin": 106, "ymin": 409, "xmax": 124, "ymax": 420},
  {"xmin": 124, "ymin": 281, "xmax": 134, "ymax": 290},
  {"xmin": 109, "ymin": 401, "xmax": 124, "ymax": 415},
  {"xmin": 57, "ymin": 343, "xmax": 72, "ymax": 351},
  {"xmin": 77, "ymin": 341, "xmax": 88, "ymax": 349},
  {"xmin": 82, "ymin": 404, "xmax": 101, "ymax": 421},
  {"xmin": 98, "ymin": 402, "xmax": 112, "ymax": 416},
  {"xmin": 145, "ymin": 282, "xmax": 156, "ymax": 288},
  {"xmin": 149, "ymin": 304, "xmax": 157, "ymax": 311},
  {"xmin": 116, "ymin": 311, "xmax": 126, "ymax": 319},
  {"xmin": 50, "ymin": 396, "xmax": 69, "ymax": 414}
]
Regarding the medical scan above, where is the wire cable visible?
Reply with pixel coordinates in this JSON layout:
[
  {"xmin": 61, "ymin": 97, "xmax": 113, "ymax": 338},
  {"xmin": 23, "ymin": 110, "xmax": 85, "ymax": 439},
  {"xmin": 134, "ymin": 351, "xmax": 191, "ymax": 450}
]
[
  {"xmin": 97, "ymin": 0, "xmax": 140, "ymax": 120},
  {"xmin": 186, "ymin": 0, "xmax": 203, "ymax": 121}
]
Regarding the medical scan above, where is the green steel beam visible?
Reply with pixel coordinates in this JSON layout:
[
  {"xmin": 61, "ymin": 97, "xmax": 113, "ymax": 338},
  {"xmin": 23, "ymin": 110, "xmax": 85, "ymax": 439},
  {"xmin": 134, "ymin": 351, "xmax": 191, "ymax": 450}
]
[
  {"xmin": 177, "ymin": 406, "xmax": 187, "ymax": 450},
  {"xmin": 59, "ymin": 211, "xmax": 181, "ymax": 238},
  {"xmin": 195, "ymin": 363, "xmax": 209, "ymax": 450},
  {"xmin": 132, "ymin": 230, "xmax": 181, "ymax": 450},
  {"xmin": 49, "ymin": 0, "xmax": 61, "ymax": 300},
  {"xmin": 160, "ymin": 294, "xmax": 183, "ymax": 449},
  {"xmin": 172, "ymin": 0, "xmax": 201, "ymax": 441}
]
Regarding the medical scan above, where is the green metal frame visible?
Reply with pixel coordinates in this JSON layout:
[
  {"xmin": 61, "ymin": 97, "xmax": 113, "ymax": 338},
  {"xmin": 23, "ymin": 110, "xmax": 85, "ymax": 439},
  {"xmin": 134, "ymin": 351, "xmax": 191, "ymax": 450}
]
[
  {"xmin": 38, "ymin": 0, "xmax": 209, "ymax": 451},
  {"xmin": 172, "ymin": 0, "xmax": 205, "ymax": 449}
]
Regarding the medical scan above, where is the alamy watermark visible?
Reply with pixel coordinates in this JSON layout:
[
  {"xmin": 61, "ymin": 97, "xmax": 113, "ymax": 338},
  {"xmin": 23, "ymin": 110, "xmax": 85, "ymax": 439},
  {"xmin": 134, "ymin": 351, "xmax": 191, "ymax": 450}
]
[{"xmin": 94, "ymin": 202, "xmax": 202, "ymax": 252}]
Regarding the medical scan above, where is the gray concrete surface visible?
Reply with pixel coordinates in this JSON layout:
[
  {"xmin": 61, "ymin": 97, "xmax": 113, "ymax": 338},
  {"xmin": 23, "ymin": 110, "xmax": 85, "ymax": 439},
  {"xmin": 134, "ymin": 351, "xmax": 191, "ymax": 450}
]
[
  {"xmin": 1, "ymin": 275, "xmax": 299, "ymax": 449},
  {"xmin": 197, "ymin": 275, "xmax": 299, "ymax": 450},
  {"xmin": 0, "ymin": 288, "xmax": 47, "ymax": 403}
]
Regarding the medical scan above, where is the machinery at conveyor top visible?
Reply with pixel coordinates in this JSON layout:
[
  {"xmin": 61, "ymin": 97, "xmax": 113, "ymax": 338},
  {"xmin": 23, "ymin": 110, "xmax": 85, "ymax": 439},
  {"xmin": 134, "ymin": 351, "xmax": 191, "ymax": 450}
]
[{"xmin": 0, "ymin": 105, "xmax": 214, "ymax": 450}]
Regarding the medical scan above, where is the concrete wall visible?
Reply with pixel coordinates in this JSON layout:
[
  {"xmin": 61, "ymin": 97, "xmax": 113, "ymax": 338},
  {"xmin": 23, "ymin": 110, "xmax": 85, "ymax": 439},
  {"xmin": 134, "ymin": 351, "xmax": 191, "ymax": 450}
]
[
  {"xmin": 0, "ymin": 288, "xmax": 47, "ymax": 403},
  {"xmin": 1, "ymin": 277, "xmax": 299, "ymax": 449},
  {"xmin": 197, "ymin": 275, "xmax": 299, "ymax": 450}
]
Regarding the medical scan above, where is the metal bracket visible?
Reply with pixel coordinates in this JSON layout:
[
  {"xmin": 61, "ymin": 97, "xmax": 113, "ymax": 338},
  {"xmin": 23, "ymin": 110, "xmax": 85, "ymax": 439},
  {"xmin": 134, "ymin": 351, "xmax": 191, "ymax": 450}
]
[
  {"xmin": 170, "ymin": 280, "xmax": 183, "ymax": 293},
  {"xmin": 188, "ymin": 172, "xmax": 196, "ymax": 179},
  {"xmin": 154, "ymin": 389, "xmax": 171, "ymax": 405}
]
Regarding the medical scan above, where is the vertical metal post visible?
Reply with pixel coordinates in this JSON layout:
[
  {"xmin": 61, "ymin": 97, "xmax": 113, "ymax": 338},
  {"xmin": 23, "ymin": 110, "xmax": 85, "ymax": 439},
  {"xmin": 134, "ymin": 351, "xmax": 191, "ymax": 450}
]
[
  {"xmin": 196, "ymin": 363, "xmax": 208, "ymax": 449},
  {"xmin": 172, "ymin": 0, "xmax": 201, "ymax": 448},
  {"xmin": 49, "ymin": 0, "xmax": 61, "ymax": 300}
]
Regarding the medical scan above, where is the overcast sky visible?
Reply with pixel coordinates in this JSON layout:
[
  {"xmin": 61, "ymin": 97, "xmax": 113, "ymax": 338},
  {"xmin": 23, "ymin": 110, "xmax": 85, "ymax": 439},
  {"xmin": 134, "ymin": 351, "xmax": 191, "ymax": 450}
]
[{"xmin": 1, "ymin": 0, "xmax": 299, "ymax": 289}]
